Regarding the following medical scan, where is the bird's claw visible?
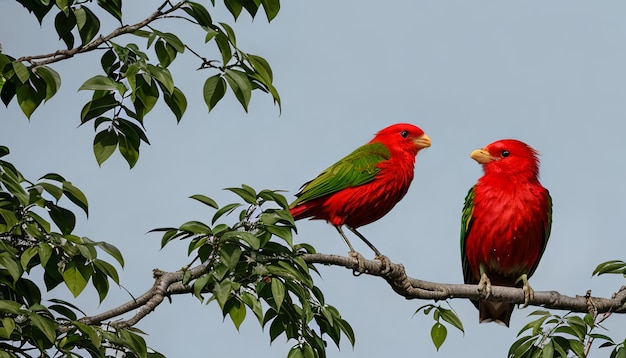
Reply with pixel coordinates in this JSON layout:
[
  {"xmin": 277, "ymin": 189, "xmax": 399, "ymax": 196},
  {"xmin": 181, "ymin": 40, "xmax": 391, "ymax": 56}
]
[
  {"xmin": 478, "ymin": 272, "xmax": 492, "ymax": 299},
  {"xmin": 516, "ymin": 274, "xmax": 534, "ymax": 308},
  {"xmin": 375, "ymin": 254, "xmax": 391, "ymax": 274},
  {"xmin": 349, "ymin": 251, "xmax": 367, "ymax": 276}
]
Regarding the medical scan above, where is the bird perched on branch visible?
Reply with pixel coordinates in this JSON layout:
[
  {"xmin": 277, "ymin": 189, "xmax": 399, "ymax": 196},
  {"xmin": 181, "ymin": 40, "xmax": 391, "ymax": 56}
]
[
  {"xmin": 289, "ymin": 123, "xmax": 431, "ymax": 265},
  {"xmin": 461, "ymin": 139, "xmax": 552, "ymax": 326}
]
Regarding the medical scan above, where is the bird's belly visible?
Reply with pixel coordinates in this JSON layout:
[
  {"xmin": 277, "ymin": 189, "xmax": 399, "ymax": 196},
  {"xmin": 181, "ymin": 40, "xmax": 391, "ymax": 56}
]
[{"xmin": 466, "ymin": 226, "xmax": 543, "ymax": 282}]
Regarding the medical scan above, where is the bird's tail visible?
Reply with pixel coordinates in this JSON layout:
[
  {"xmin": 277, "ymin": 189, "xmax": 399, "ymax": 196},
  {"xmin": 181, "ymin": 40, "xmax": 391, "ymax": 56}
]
[
  {"xmin": 289, "ymin": 205, "xmax": 310, "ymax": 221},
  {"xmin": 478, "ymin": 301, "xmax": 514, "ymax": 327}
]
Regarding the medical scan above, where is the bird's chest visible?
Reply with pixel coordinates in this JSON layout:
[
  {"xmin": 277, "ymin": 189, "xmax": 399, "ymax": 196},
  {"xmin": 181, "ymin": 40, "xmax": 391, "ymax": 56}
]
[{"xmin": 466, "ymin": 185, "xmax": 545, "ymax": 277}]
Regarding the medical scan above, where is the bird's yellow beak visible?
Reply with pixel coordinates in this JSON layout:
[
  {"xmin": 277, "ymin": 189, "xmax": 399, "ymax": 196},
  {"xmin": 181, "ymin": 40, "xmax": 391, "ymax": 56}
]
[
  {"xmin": 414, "ymin": 133, "xmax": 432, "ymax": 149},
  {"xmin": 470, "ymin": 148, "xmax": 495, "ymax": 164}
]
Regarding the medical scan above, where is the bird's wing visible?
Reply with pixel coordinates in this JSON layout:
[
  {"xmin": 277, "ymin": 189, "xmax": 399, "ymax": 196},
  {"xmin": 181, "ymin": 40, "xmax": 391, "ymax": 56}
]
[
  {"xmin": 290, "ymin": 142, "xmax": 391, "ymax": 207},
  {"xmin": 527, "ymin": 189, "xmax": 553, "ymax": 277},
  {"xmin": 460, "ymin": 186, "xmax": 476, "ymax": 284}
]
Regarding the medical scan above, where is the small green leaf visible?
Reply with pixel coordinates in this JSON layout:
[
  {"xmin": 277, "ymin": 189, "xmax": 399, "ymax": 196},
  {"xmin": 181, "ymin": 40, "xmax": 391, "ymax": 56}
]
[
  {"xmin": 16, "ymin": 82, "xmax": 44, "ymax": 119},
  {"xmin": 12, "ymin": 62, "xmax": 30, "ymax": 83},
  {"xmin": 79, "ymin": 75, "xmax": 126, "ymax": 94},
  {"xmin": 34, "ymin": 66, "xmax": 61, "ymax": 101},
  {"xmin": 214, "ymin": 32, "xmax": 232, "ymax": 65},
  {"xmin": 47, "ymin": 203, "xmax": 76, "ymax": 234},
  {"xmin": 270, "ymin": 278, "xmax": 285, "ymax": 312},
  {"xmin": 94, "ymin": 241, "xmax": 125, "ymax": 267},
  {"xmin": 97, "ymin": 0, "xmax": 122, "ymax": 22},
  {"xmin": 62, "ymin": 181, "xmax": 89, "ymax": 216},
  {"xmin": 29, "ymin": 313, "xmax": 57, "ymax": 344},
  {"xmin": 220, "ymin": 243, "xmax": 242, "ymax": 269},
  {"xmin": 189, "ymin": 194, "xmax": 218, "ymax": 209},
  {"xmin": 93, "ymin": 129, "xmax": 118, "ymax": 166},
  {"xmin": 228, "ymin": 299, "xmax": 246, "ymax": 330},
  {"xmin": 438, "ymin": 307, "xmax": 465, "ymax": 334},
  {"xmin": 118, "ymin": 131, "xmax": 140, "ymax": 168},
  {"xmin": 74, "ymin": 6, "xmax": 100, "ymax": 45},
  {"xmin": 212, "ymin": 203, "xmax": 241, "ymax": 224},
  {"xmin": 203, "ymin": 74, "xmax": 226, "ymax": 112},
  {"xmin": 225, "ymin": 69, "xmax": 252, "ymax": 112},
  {"xmin": 0, "ymin": 253, "xmax": 22, "ymax": 282},
  {"xmin": 261, "ymin": 0, "xmax": 280, "ymax": 22},
  {"xmin": 163, "ymin": 86, "xmax": 187, "ymax": 122},
  {"xmin": 63, "ymin": 262, "xmax": 90, "ymax": 297},
  {"xmin": 431, "ymin": 322, "xmax": 447, "ymax": 351},
  {"xmin": 183, "ymin": 2, "xmax": 212, "ymax": 27}
]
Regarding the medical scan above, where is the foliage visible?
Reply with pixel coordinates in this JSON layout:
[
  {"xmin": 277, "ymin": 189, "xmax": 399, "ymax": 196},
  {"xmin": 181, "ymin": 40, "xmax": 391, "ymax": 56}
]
[
  {"xmin": 1, "ymin": 0, "xmax": 281, "ymax": 168},
  {"xmin": 414, "ymin": 303, "xmax": 464, "ymax": 351},
  {"xmin": 154, "ymin": 186, "xmax": 355, "ymax": 358},
  {"xmin": 0, "ymin": 146, "xmax": 135, "ymax": 357}
]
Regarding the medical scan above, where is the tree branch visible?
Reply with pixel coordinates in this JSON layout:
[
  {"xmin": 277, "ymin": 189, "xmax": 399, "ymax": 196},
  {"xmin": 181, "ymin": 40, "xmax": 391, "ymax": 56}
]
[
  {"xmin": 16, "ymin": 1, "xmax": 187, "ymax": 67},
  {"xmin": 301, "ymin": 253, "xmax": 626, "ymax": 314},
  {"xmin": 79, "ymin": 252, "xmax": 626, "ymax": 330}
]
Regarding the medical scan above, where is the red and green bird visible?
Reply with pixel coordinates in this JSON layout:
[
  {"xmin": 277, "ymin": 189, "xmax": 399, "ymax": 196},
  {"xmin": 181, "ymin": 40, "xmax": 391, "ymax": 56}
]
[
  {"xmin": 460, "ymin": 139, "xmax": 552, "ymax": 326},
  {"xmin": 289, "ymin": 123, "xmax": 431, "ymax": 258}
]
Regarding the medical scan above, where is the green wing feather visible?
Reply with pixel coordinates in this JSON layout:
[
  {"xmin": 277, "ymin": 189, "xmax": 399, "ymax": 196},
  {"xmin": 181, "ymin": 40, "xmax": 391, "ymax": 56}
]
[
  {"xmin": 460, "ymin": 186, "xmax": 476, "ymax": 284},
  {"xmin": 290, "ymin": 142, "xmax": 391, "ymax": 208}
]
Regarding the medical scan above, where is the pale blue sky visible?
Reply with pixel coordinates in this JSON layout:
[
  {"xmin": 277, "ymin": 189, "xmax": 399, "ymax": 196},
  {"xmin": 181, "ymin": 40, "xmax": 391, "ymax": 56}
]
[{"xmin": 2, "ymin": 1, "xmax": 626, "ymax": 357}]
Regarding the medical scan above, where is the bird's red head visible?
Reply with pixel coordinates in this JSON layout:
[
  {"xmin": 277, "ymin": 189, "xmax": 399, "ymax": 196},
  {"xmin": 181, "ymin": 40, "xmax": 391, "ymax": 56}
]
[
  {"xmin": 471, "ymin": 139, "xmax": 540, "ymax": 179},
  {"xmin": 370, "ymin": 123, "xmax": 431, "ymax": 156}
]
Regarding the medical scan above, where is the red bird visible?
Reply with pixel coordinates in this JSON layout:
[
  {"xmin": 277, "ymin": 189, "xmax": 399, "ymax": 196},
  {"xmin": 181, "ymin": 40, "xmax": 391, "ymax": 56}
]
[
  {"xmin": 289, "ymin": 123, "xmax": 431, "ymax": 258},
  {"xmin": 461, "ymin": 139, "xmax": 552, "ymax": 326}
]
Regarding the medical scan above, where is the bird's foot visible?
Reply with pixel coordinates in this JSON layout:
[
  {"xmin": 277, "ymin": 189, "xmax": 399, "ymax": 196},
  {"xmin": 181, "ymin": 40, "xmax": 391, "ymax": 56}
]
[
  {"xmin": 348, "ymin": 251, "xmax": 367, "ymax": 276},
  {"xmin": 516, "ymin": 274, "xmax": 534, "ymax": 307},
  {"xmin": 375, "ymin": 254, "xmax": 391, "ymax": 274},
  {"xmin": 478, "ymin": 272, "xmax": 492, "ymax": 299}
]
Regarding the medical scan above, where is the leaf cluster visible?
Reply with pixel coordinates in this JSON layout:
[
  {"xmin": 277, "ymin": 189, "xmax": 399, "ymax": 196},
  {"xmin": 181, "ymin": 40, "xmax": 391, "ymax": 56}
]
[
  {"xmin": 0, "ymin": 147, "xmax": 145, "ymax": 357},
  {"xmin": 153, "ymin": 185, "xmax": 354, "ymax": 358},
  {"xmin": 2, "ymin": 0, "xmax": 281, "ymax": 168},
  {"xmin": 508, "ymin": 310, "xmax": 624, "ymax": 358}
]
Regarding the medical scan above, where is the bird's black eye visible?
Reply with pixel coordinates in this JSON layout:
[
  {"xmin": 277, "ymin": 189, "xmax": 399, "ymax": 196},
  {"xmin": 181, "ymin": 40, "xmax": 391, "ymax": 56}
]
[
  {"xmin": 501, "ymin": 150, "xmax": 510, "ymax": 158},
  {"xmin": 400, "ymin": 130, "xmax": 409, "ymax": 138}
]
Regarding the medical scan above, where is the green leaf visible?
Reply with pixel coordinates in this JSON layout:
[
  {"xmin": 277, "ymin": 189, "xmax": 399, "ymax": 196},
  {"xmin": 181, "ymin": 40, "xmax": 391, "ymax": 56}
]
[
  {"xmin": 225, "ymin": 69, "xmax": 252, "ymax": 112},
  {"xmin": 73, "ymin": 320, "xmax": 102, "ymax": 347},
  {"xmin": 93, "ymin": 129, "xmax": 118, "ymax": 166},
  {"xmin": 261, "ymin": 0, "xmax": 280, "ymax": 22},
  {"xmin": 39, "ymin": 243, "xmax": 53, "ymax": 267},
  {"xmin": 118, "ymin": 130, "xmax": 140, "ymax": 168},
  {"xmin": 80, "ymin": 93, "xmax": 119, "ymax": 123},
  {"xmin": 62, "ymin": 181, "xmax": 89, "ymax": 216},
  {"xmin": 94, "ymin": 241, "xmax": 125, "ymax": 267},
  {"xmin": 226, "ymin": 186, "xmax": 257, "ymax": 204},
  {"xmin": 29, "ymin": 313, "xmax": 57, "ymax": 344},
  {"xmin": 74, "ymin": 6, "xmax": 100, "ymax": 45},
  {"xmin": 79, "ymin": 75, "xmax": 126, "ymax": 94},
  {"xmin": 224, "ymin": 0, "xmax": 243, "ymax": 19},
  {"xmin": 0, "ymin": 300, "xmax": 21, "ymax": 314},
  {"xmin": 0, "ymin": 317, "xmax": 16, "ymax": 338},
  {"xmin": 213, "ymin": 280, "xmax": 232, "ymax": 309},
  {"xmin": 212, "ymin": 203, "xmax": 241, "ymax": 224},
  {"xmin": 214, "ymin": 32, "xmax": 232, "ymax": 65},
  {"xmin": 183, "ymin": 2, "xmax": 212, "ymax": 27},
  {"xmin": 153, "ymin": 30, "xmax": 185, "ymax": 53},
  {"xmin": 0, "ymin": 253, "xmax": 22, "ymax": 282},
  {"xmin": 593, "ymin": 260, "xmax": 626, "ymax": 276},
  {"xmin": 147, "ymin": 64, "xmax": 174, "ymax": 95},
  {"xmin": 93, "ymin": 258, "xmax": 120, "ymax": 285},
  {"xmin": 203, "ymin": 74, "xmax": 226, "ymax": 112},
  {"xmin": 270, "ymin": 278, "xmax": 285, "ymax": 312},
  {"xmin": 438, "ymin": 307, "xmax": 465, "ymax": 334},
  {"xmin": 12, "ymin": 62, "xmax": 30, "ymax": 83},
  {"xmin": 220, "ymin": 243, "xmax": 242, "ymax": 269},
  {"xmin": 48, "ymin": 203, "xmax": 76, "ymax": 234},
  {"xmin": 97, "ymin": 0, "xmax": 122, "ymax": 22},
  {"xmin": 228, "ymin": 299, "xmax": 246, "ymax": 330},
  {"xmin": 34, "ymin": 66, "xmax": 61, "ymax": 101},
  {"xmin": 431, "ymin": 322, "xmax": 447, "ymax": 351},
  {"xmin": 20, "ymin": 246, "xmax": 39, "ymax": 271},
  {"xmin": 247, "ymin": 54, "xmax": 273, "ymax": 82},
  {"xmin": 163, "ymin": 86, "xmax": 187, "ymax": 122},
  {"xmin": 63, "ymin": 262, "xmax": 90, "ymax": 297},
  {"xmin": 240, "ymin": 292, "xmax": 264, "ymax": 324},
  {"xmin": 189, "ymin": 194, "xmax": 218, "ymax": 209},
  {"xmin": 16, "ymin": 81, "xmax": 44, "ymax": 119}
]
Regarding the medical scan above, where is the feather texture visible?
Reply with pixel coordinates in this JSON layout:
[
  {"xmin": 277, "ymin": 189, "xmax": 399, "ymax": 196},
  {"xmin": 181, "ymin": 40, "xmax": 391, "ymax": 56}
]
[
  {"xmin": 461, "ymin": 139, "xmax": 552, "ymax": 326},
  {"xmin": 290, "ymin": 123, "xmax": 430, "ymax": 237}
]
